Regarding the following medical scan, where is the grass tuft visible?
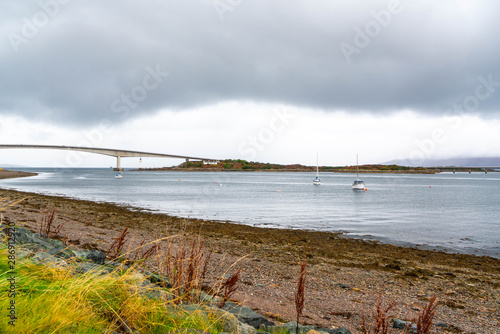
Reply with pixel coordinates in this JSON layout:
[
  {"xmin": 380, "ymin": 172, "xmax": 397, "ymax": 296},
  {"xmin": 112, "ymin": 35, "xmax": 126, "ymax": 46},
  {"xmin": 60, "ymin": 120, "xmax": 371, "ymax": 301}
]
[{"xmin": 0, "ymin": 246, "xmax": 221, "ymax": 334}]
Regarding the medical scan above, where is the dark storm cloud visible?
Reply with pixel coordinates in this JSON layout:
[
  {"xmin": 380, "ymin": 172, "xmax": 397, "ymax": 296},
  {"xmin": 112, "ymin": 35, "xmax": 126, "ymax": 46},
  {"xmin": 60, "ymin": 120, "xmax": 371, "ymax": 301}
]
[{"xmin": 1, "ymin": 0, "xmax": 499, "ymax": 125}]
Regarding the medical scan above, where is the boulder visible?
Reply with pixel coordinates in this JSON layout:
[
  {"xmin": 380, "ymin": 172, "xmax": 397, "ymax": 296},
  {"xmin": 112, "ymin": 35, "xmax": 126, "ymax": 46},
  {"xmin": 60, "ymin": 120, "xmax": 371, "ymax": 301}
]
[
  {"xmin": 87, "ymin": 249, "xmax": 106, "ymax": 264},
  {"xmin": 392, "ymin": 319, "xmax": 416, "ymax": 332},
  {"xmin": 32, "ymin": 251, "xmax": 68, "ymax": 268},
  {"xmin": 318, "ymin": 328, "xmax": 352, "ymax": 334},
  {"xmin": 222, "ymin": 301, "xmax": 275, "ymax": 329},
  {"xmin": 9, "ymin": 228, "xmax": 54, "ymax": 250},
  {"xmin": 48, "ymin": 246, "xmax": 75, "ymax": 260},
  {"xmin": 271, "ymin": 322, "xmax": 316, "ymax": 334},
  {"xmin": 47, "ymin": 238, "xmax": 65, "ymax": 248},
  {"xmin": 307, "ymin": 330, "xmax": 321, "ymax": 334}
]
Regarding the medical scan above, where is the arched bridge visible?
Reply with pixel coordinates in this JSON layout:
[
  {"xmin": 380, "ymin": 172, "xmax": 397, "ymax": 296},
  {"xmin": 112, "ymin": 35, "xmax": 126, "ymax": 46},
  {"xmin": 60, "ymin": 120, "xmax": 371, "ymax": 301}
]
[{"xmin": 0, "ymin": 144, "xmax": 214, "ymax": 171}]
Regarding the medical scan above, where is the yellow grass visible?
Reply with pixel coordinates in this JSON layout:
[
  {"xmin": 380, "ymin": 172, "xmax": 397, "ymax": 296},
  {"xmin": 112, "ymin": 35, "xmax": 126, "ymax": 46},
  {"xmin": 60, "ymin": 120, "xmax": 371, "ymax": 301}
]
[{"xmin": 0, "ymin": 246, "xmax": 222, "ymax": 334}]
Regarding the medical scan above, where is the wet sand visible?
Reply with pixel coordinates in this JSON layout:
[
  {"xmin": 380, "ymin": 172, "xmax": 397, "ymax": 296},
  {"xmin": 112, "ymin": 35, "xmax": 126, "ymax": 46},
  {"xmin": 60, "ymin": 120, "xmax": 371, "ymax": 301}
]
[{"xmin": 0, "ymin": 187, "xmax": 498, "ymax": 333}]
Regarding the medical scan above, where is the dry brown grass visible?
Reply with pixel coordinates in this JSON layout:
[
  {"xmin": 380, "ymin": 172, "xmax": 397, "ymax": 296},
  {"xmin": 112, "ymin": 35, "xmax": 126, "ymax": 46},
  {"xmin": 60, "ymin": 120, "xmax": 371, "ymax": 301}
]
[
  {"xmin": 132, "ymin": 239, "xmax": 161, "ymax": 262},
  {"xmin": 295, "ymin": 261, "xmax": 307, "ymax": 334},
  {"xmin": 106, "ymin": 227, "xmax": 129, "ymax": 259},
  {"xmin": 360, "ymin": 295, "xmax": 395, "ymax": 334},
  {"xmin": 360, "ymin": 294, "xmax": 438, "ymax": 334},
  {"xmin": 218, "ymin": 267, "xmax": 241, "ymax": 308},
  {"xmin": 159, "ymin": 235, "xmax": 212, "ymax": 304},
  {"xmin": 38, "ymin": 209, "xmax": 65, "ymax": 239},
  {"xmin": 413, "ymin": 296, "xmax": 438, "ymax": 334}
]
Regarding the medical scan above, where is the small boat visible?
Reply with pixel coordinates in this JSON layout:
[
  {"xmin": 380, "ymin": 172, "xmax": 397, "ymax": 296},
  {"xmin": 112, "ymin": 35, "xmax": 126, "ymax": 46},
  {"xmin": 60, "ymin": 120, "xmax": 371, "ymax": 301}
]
[
  {"xmin": 115, "ymin": 173, "xmax": 123, "ymax": 179},
  {"xmin": 313, "ymin": 153, "xmax": 321, "ymax": 185},
  {"xmin": 352, "ymin": 154, "xmax": 365, "ymax": 190}
]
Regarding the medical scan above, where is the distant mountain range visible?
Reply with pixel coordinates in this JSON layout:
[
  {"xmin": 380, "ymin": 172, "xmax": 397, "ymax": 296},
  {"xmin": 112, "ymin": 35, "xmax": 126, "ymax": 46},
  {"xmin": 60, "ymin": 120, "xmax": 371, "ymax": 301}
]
[{"xmin": 382, "ymin": 157, "xmax": 500, "ymax": 167}]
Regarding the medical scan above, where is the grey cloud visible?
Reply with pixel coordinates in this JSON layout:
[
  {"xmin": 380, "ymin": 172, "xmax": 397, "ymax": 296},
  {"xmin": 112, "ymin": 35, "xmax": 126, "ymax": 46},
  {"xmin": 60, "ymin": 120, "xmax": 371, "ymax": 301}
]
[{"xmin": 1, "ymin": 0, "xmax": 499, "ymax": 126}]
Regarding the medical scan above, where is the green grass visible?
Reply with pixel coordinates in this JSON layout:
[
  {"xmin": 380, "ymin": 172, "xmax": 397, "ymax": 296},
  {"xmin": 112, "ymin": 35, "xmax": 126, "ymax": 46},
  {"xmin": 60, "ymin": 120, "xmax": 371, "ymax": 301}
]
[{"xmin": 0, "ymin": 247, "xmax": 222, "ymax": 333}]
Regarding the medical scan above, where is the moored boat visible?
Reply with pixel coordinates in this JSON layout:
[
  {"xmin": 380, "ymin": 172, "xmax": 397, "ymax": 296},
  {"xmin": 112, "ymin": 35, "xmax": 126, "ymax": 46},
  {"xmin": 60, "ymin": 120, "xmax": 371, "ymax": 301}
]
[
  {"xmin": 352, "ymin": 154, "xmax": 366, "ymax": 190},
  {"xmin": 313, "ymin": 153, "xmax": 321, "ymax": 185}
]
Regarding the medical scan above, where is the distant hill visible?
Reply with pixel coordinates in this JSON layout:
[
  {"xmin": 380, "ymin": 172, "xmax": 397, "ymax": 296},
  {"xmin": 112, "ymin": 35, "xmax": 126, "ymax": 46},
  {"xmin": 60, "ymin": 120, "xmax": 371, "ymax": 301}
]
[
  {"xmin": 382, "ymin": 157, "xmax": 500, "ymax": 167},
  {"xmin": 138, "ymin": 159, "xmax": 435, "ymax": 173}
]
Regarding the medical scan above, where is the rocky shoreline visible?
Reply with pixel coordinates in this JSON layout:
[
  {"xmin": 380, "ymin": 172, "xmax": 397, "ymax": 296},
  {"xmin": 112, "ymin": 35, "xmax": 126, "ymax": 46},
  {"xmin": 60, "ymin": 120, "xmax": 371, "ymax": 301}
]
[{"xmin": 0, "ymin": 187, "xmax": 499, "ymax": 333}]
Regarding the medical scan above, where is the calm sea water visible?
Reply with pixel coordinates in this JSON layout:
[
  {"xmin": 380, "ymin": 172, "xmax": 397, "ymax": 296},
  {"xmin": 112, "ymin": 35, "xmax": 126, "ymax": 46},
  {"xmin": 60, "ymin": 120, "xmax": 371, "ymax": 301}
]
[{"xmin": 1, "ymin": 168, "xmax": 499, "ymax": 258}]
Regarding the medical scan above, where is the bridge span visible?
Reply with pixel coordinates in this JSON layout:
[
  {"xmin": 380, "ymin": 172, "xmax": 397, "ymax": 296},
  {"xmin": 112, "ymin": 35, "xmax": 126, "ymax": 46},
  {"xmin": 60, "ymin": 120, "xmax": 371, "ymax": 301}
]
[
  {"xmin": 429, "ymin": 166, "xmax": 500, "ymax": 174},
  {"xmin": 0, "ymin": 145, "xmax": 214, "ymax": 171}
]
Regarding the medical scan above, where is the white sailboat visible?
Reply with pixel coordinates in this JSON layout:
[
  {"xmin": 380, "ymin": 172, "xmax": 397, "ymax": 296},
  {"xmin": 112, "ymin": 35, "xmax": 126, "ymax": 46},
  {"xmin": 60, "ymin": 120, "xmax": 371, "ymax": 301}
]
[
  {"xmin": 115, "ymin": 172, "xmax": 123, "ymax": 179},
  {"xmin": 313, "ymin": 153, "xmax": 321, "ymax": 185},
  {"xmin": 352, "ymin": 154, "xmax": 365, "ymax": 190}
]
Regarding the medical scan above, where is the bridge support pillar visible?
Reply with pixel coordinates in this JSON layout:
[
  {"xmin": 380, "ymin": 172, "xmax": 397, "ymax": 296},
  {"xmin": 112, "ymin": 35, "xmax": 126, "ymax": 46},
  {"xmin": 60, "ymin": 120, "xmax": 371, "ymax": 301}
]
[{"xmin": 113, "ymin": 156, "xmax": 124, "ymax": 171}]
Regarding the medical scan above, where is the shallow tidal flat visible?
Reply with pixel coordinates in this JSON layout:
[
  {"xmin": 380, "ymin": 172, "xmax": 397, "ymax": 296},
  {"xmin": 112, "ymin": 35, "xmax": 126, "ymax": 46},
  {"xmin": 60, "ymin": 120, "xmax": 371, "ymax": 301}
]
[{"xmin": 0, "ymin": 187, "xmax": 499, "ymax": 333}]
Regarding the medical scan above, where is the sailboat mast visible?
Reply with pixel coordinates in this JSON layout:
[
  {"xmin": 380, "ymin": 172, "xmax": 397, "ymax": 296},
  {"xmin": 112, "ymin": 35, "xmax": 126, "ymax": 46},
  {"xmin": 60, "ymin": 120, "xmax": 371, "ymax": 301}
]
[
  {"xmin": 316, "ymin": 153, "xmax": 319, "ymax": 176},
  {"xmin": 356, "ymin": 154, "xmax": 359, "ymax": 178}
]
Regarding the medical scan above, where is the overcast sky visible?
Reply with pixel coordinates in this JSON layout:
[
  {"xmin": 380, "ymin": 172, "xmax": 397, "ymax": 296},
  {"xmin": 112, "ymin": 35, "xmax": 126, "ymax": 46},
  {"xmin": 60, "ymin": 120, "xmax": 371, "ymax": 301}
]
[{"xmin": 1, "ymin": 0, "xmax": 499, "ymax": 168}]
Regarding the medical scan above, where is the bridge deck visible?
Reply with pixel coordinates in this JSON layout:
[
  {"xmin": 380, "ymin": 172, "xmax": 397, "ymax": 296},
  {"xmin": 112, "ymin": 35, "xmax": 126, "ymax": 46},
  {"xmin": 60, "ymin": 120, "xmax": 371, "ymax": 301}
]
[
  {"xmin": 0, "ymin": 144, "xmax": 214, "ymax": 170},
  {"xmin": 0, "ymin": 145, "xmax": 211, "ymax": 160}
]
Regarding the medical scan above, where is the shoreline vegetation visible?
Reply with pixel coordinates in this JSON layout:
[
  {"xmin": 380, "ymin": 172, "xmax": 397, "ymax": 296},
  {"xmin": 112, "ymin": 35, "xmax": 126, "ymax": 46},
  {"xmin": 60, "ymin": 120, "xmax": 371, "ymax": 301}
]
[
  {"xmin": 130, "ymin": 160, "xmax": 439, "ymax": 173},
  {"xmin": 0, "ymin": 182, "xmax": 499, "ymax": 333}
]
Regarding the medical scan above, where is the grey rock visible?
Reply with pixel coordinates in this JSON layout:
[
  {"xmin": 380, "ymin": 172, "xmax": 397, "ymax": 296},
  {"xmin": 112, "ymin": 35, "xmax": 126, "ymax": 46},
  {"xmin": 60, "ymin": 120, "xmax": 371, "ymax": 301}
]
[
  {"xmin": 72, "ymin": 262, "xmax": 107, "ymax": 275},
  {"xmin": 216, "ymin": 309, "xmax": 240, "ymax": 333},
  {"xmin": 10, "ymin": 228, "xmax": 54, "ymax": 250},
  {"xmin": 145, "ymin": 271, "xmax": 171, "ymax": 288},
  {"xmin": 72, "ymin": 248, "xmax": 106, "ymax": 264},
  {"xmin": 107, "ymin": 261, "xmax": 131, "ymax": 270},
  {"xmin": 47, "ymin": 238, "xmax": 65, "ymax": 248},
  {"xmin": 222, "ymin": 301, "xmax": 275, "ymax": 329},
  {"xmin": 393, "ymin": 319, "xmax": 409, "ymax": 329},
  {"xmin": 238, "ymin": 322, "xmax": 257, "ymax": 334},
  {"xmin": 392, "ymin": 319, "xmax": 416, "ymax": 332},
  {"xmin": 87, "ymin": 249, "xmax": 106, "ymax": 264},
  {"xmin": 436, "ymin": 322, "xmax": 447, "ymax": 328},
  {"xmin": 72, "ymin": 249, "xmax": 91, "ymax": 260},
  {"xmin": 48, "ymin": 246, "xmax": 75, "ymax": 259},
  {"xmin": 186, "ymin": 307, "xmax": 257, "ymax": 334},
  {"xmin": 319, "ymin": 328, "xmax": 352, "ymax": 334},
  {"xmin": 335, "ymin": 283, "xmax": 351, "ymax": 290},
  {"xmin": 32, "ymin": 251, "xmax": 68, "ymax": 268},
  {"xmin": 272, "ymin": 322, "xmax": 315, "ymax": 334},
  {"xmin": 135, "ymin": 280, "xmax": 164, "ymax": 300},
  {"xmin": 16, "ymin": 248, "xmax": 33, "ymax": 259},
  {"xmin": 198, "ymin": 291, "xmax": 214, "ymax": 303}
]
